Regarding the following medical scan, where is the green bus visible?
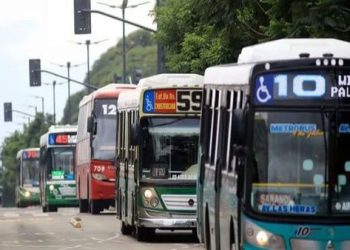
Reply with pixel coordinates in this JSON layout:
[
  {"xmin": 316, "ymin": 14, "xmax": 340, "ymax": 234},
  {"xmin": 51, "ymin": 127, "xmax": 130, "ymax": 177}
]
[
  {"xmin": 39, "ymin": 125, "xmax": 78, "ymax": 212},
  {"xmin": 15, "ymin": 148, "xmax": 40, "ymax": 207},
  {"xmin": 116, "ymin": 74, "xmax": 203, "ymax": 241},
  {"xmin": 197, "ymin": 38, "xmax": 350, "ymax": 250}
]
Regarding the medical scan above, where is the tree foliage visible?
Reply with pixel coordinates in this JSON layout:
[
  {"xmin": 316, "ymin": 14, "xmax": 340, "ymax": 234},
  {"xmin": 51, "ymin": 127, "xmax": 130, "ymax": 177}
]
[{"xmin": 155, "ymin": 0, "xmax": 350, "ymax": 73}]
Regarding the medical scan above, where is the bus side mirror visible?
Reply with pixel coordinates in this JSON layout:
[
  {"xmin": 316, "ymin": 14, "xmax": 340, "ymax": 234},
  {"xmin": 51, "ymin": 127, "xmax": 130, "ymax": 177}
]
[
  {"xmin": 232, "ymin": 109, "xmax": 247, "ymax": 145},
  {"xmin": 87, "ymin": 116, "xmax": 97, "ymax": 135},
  {"xmin": 130, "ymin": 121, "xmax": 139, "ymax": 146}
]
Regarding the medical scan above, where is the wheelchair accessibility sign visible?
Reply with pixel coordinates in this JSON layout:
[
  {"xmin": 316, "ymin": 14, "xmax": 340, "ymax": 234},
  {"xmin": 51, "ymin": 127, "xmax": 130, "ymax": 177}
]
[{"xmin": 255, "ymin": 75, "xmax": 273, "ymax": 104}]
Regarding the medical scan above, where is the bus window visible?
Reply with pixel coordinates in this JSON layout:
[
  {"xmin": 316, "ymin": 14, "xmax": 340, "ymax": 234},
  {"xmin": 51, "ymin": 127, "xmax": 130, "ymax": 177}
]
[
  {"xmin": 49, "ymin": 148, "xmax": 75, "ymax": 180},
  {"xmin": 141, "ymin": 117, "xmax": 200, "ymax": 180}
]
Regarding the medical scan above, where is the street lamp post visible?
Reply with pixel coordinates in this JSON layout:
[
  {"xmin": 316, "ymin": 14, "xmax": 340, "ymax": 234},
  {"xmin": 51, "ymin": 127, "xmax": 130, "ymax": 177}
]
[
  {"xmin": 52, "ymin": 61, "xmax": 83, "ymax": 120},
  {"xmin": 44, "ymin": 81, "xmax": 65, "ymax": 124},
  {"xmin": 31, "ymin": 95, "xmax": 44, "ymax": 114},
  {"xmin": 69, "ymin": 39, "xmax": 108, "ymax": 91},
  {"xmin": 97, "ymin": 1, "xmax": 149, "ymax": 82}
]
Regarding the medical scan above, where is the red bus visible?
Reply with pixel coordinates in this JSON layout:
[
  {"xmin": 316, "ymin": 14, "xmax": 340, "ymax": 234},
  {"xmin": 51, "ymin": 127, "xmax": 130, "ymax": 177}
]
[{"xmin": 76, "ymin": 84, "xmax": 136, "ymax": 214}]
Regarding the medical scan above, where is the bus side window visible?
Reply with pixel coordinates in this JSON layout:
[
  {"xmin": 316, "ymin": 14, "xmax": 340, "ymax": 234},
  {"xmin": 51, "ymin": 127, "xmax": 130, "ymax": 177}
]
[
  {"xmin": 203, "ymin": 88, "xmax": 212, "ymax": 163},
  {"xmin": 228, "ymin": 91, "xmax": 238, "ymax": 173},
  {"xmin": 209, "ymin": 89, "xmax": 219, "ymax": 166}
]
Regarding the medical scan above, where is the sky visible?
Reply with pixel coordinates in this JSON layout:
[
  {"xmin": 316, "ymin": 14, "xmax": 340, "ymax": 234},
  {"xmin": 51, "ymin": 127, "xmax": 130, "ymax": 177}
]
[{"xmin": 0, "ymin": 0, "xmax": 156, "ymax": 147}]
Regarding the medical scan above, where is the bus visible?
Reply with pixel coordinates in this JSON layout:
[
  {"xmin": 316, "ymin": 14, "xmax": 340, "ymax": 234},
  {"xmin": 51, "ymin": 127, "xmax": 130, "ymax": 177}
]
[
  {"xmin": 116, "ymin": 74, "xmax": 203, "ymax": 241},
  {"xmin": 76, "ymin": 83, "xmax": 135, "ymax": 214},
  {"xmin": 15, "ymin": 148, "xmax": 40, "ymax": 207},
  {"xmin": 197, "ymin": 38, "xmax": 350, "ymax": 250},
  {"xmin": 39, "ymin": 125, "xmax": 78, "ymax": 212}
]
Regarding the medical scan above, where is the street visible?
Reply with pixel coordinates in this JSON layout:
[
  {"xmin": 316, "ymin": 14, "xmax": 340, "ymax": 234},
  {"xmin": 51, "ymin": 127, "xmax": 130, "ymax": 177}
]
[{"xmin": 0, "ymin": 207, "xmax": 203, "ymax": 250}]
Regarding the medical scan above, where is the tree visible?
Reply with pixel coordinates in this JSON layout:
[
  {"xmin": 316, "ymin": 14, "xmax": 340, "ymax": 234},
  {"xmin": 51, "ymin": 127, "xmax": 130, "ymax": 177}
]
[{"xmin": 155, "ymin": 0, "xmax": 350, "ymax": 73}]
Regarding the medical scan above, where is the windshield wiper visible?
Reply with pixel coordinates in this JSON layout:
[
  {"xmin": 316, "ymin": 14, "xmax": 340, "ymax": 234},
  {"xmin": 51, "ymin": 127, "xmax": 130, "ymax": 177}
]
[{"xmin": 320, "ymin": 108, "xmax": 330, "ymax": 213}]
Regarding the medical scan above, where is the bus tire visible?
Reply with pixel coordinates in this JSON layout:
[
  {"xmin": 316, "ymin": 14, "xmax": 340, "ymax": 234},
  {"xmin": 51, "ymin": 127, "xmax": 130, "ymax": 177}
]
[
  {"xmin": 42, "ymin": 205, "xmax": 48, "ymax": 213},
  {"xmin": 79, "ymin": 199, "xmax": 88, "ymax": 213},
  {"xmin": 121, "ymin": 221, "xmax": 133, "ymax": 235},
  {"xmin": 48, "ymin": 205, "xmax": 57, "ymax": 212},
  {"xmin": 205, "ymin": 206, "xmax": 211, "ymax": 250},
  {"xmin": 89, "ymin": 200, "xmax": 100, "ymax": 214},
  {"xmin": 135, "ymin": 227, "xmax": 154, "ymax": 242}
]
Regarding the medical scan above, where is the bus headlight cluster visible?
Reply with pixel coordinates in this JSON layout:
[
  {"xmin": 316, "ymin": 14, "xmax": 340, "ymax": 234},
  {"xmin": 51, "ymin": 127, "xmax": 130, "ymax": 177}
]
[
  {"xmin": 92, "ymin": 173, "xmax": 107, "ymax": 181},
  {"xmin": 49, "ymin": 185, "xmax": 55, "ymax": 191},
  {"xmin": 24, "ymin": 191, "xmax": 31, "ymax": 197},
  {"xmin": 141, "ymin": 188, "xmax": 162, "ymax": 209},
  {"xmin": 244, "ymin": 220, "xmax": 285, "ymax": 249}
]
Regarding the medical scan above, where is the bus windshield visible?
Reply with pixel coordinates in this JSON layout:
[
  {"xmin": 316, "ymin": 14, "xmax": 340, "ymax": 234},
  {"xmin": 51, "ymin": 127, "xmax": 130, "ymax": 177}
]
[
  {"xmin": 252, "ymin": 111, "xmax": 350, "ymax": 217},
  {"xmin": 22, "ymin": 159, "xmax": 40, "ymax": 186},
  {"xmin": 92, "ymin": 99, "xmax": 117, "ymax": 161},
  {"xmin": 141, "ymin": 117, "xmax": 200, "ymax": 180},
  {"xmin": 48, "ymin": 147, "xmax": 75, "ymax": 181}
]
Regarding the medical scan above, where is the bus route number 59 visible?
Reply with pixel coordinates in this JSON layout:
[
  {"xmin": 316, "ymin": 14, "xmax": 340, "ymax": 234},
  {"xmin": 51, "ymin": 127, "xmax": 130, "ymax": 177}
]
[{"xmin": 177, "ymin": 90, "xmax": 202, "ymax": 112}]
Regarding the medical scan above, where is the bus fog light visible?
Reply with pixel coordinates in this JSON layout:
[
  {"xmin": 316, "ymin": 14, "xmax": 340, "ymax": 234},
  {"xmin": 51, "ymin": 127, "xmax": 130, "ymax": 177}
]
[
  {"xmin": 24, "ymin": 191, "xmax": 30, "ymax": 197},
  {"xmin": 256, "ymin": 231, "xmax": 268, "ymax": 246},
  {"xmin": 150, "ymin": 197, "xmax": 159, "ymax": 207},
  {"xmin": 144, "ymin": 189, "xmax": 153, "ymax": 199},
  {"xmin": 49, "ymin": 185, "xmax": 55, "ymax": 191}
]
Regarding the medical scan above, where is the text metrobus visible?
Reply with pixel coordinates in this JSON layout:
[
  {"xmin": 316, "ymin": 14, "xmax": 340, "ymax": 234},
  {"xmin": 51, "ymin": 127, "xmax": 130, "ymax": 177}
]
[
  {"xmin": 39, "ymin": 125, "xmax": 78, "ymax": 212},
  {"xmin": 197, "ymin": 38, "xmax": 350, "ymax": 250},
  {"xmin": 76, "ymin": 84, "xmax": 135, "ymax": 214},
  {"xmin": 116, "ymin": 73, "xmax": 203, "ymax": 241}
]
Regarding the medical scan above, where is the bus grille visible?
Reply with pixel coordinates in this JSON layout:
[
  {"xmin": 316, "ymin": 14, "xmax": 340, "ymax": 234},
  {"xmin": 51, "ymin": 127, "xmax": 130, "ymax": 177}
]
[{"xmin": 161, "ymin": 195, "xmax": 197, "ymax": 211}]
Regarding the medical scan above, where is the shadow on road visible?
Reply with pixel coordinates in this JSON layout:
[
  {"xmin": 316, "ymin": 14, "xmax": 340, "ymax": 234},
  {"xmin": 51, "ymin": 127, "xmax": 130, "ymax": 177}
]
[{"xmin": 146, "ymin": 230, "xmax": 199, "ymax": 243}]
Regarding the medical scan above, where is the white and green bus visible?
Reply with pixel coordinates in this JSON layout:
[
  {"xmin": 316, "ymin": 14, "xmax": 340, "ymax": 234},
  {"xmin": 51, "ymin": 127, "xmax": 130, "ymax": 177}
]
[
  {"xmin": 116, "ymin": 74, "xmax": 203, "ymax": 241},
  {"xmin": 15, "ymin": 148, "xmax": 40, "ymax": 207},
  {"xmin": 39, "ymin": 125, "xmax": 78, "ymax": 212}
]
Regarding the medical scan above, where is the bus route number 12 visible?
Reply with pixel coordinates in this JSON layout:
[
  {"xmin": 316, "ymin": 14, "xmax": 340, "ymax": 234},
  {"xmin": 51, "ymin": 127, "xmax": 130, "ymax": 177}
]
[{"xmin": 177, "ymin": 90, "xmax": 202, "ymax": 112}]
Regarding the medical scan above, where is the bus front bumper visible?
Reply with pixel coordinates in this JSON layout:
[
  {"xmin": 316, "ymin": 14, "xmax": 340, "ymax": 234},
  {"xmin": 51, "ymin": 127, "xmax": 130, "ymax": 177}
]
[{"xmin": 138, "ymin": 217, "xmax": 196, "ymax": 229}]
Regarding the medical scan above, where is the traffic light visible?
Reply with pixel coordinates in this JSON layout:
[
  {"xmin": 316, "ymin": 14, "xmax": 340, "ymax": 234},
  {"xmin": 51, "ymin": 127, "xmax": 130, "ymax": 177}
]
[
  {"xmin": 4, "ymin": 102, "xmax": 12, "ymax": 122},
  {"xmin": 29, "ymin": 59, "xmax": 41, "ymax": 87},
  {"xmin": 74, "ymin": 0, "xmax": 91, "ymax": 34},
  {"xmin": 132, "ymin": 69, "xmax": 142, "ymax": 84}
]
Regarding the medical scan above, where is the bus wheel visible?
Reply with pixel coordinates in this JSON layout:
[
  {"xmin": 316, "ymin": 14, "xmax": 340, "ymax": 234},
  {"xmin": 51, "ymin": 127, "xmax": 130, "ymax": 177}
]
[
  {"xmin": 205, "ymin": 206, "xmax": 211, "ymax": 250},
  {"xmin": 192, "ymin": 228, "xmax": 199, "ymax": 242},
  {"xmin": 121, "ymin": 221, "xmax": 133, "ymax": 235},
  {"xmin": 48, "ymin": 205, "xmax": 57, "ymax": 212},
  {"xmin": 42, "ymin": 205, "xmax": 48, "ymax": 213},
  {"xmin": 135, "ymin": 227, "xmax": 154, "ymax": 241},
  {"xmin": 89, "ymin": 200, "xmax": 100, "ymax": 214},
  {"xmin": 79, "ymin": 199, "xmax": 88, "ymax": 213}
]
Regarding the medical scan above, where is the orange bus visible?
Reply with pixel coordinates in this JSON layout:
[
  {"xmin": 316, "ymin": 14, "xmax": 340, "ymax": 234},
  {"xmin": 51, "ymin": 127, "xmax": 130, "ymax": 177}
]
[{"xmin": 76, "ymin": 83, "xmax": 136, "ymax": 214}]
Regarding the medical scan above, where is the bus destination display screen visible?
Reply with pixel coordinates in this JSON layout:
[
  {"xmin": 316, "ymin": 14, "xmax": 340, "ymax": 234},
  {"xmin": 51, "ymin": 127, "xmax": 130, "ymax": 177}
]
[
  {"xmin": 143, "ymin": 89, "xmax": 202, "ymax": 113},
  {"xmin": 48, "ymin": 133, "xmax": 77, "ymax": 145},
  {"xmin": 253, "ymin": 69, "xmax": 350, "ymax": 105},
  {"xmin": 22, "ymin": 150, "xmax": 39, "ymax": 159}
]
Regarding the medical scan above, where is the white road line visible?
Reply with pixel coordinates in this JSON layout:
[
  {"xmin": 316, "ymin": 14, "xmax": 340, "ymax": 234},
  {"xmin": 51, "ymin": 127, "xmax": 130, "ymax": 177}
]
[
  {"xmin": 3, "ymin": 213, "xmax": 20, "ymax": 218},
  {"xmin": 33, "ymin": 213, "xmax": 49, "ymax": 217}
]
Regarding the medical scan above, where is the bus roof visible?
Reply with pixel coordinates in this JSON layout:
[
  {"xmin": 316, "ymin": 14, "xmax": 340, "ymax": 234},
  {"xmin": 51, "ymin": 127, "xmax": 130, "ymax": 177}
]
[
  {"xmin": 238, "ymin": 38, "xmax": 350, "ymax": 64},
  {"xmin": 205, "ymin": 38, "xmax": 350, "ymax": 85},
  {"xmin": 40, "ymin": 125, "xmax": 77, "ymax": 147},
  {"xmin": 79, "ymin": 83, "xmax": 136, "ymax": 107},
  {"xmin": 138, "ymin": 73, "xmax": 203, "ymax": 89},
  {"xmin": 16, "ymin": 148, "xmax": 40, "ymax": 160},
  {"xmin": 118, "ymin": 74, "xmax": 204, "ymax": 110}
]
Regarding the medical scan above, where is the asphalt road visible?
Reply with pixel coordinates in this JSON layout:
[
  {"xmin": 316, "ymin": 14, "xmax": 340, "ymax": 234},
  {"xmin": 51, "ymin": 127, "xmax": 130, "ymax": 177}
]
[{"xmin": 0, "ymin": 206, "xmax": 204, "ymax": 250}]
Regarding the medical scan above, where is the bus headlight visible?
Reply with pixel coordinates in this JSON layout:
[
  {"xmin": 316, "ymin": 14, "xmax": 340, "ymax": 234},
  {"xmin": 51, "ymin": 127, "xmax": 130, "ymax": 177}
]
[
  {"xmin": 244, "ymin": 220, "xmax": 285, "ymax": 249},
  {"xmin": 24, "ymin": 191, "xmax": 31, "ymax": 197},
  {"xmin": 92, "ymin": 173, "xmax": 107, "ymax": 181},
  {"xmin": 144, "ymin": 189, "xmax": 153, "ymax": 199},
  {"xmin": 141, "ymin": 188, "xmax": 162, "ymax": 209},
  {"xmin": 49, "ymin": 185, "xmax": 55, "ymax": 191}
]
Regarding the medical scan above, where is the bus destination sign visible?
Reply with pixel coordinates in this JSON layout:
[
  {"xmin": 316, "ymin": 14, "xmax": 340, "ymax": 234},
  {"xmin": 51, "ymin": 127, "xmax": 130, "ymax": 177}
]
[
  {"xmin": 254, "ymin": 70, "xmax": 350, "ymax": 105},
  {"xmin": 48, "ymin": 133, "xmax": 77, "ymax": 146},
  {"xmin": 143, "ymin": 89, "xmax": 202, "ymax": 113},
  {"xmin": 23, "ymin": 150, "xmax": 39, "ymax": 159}
]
